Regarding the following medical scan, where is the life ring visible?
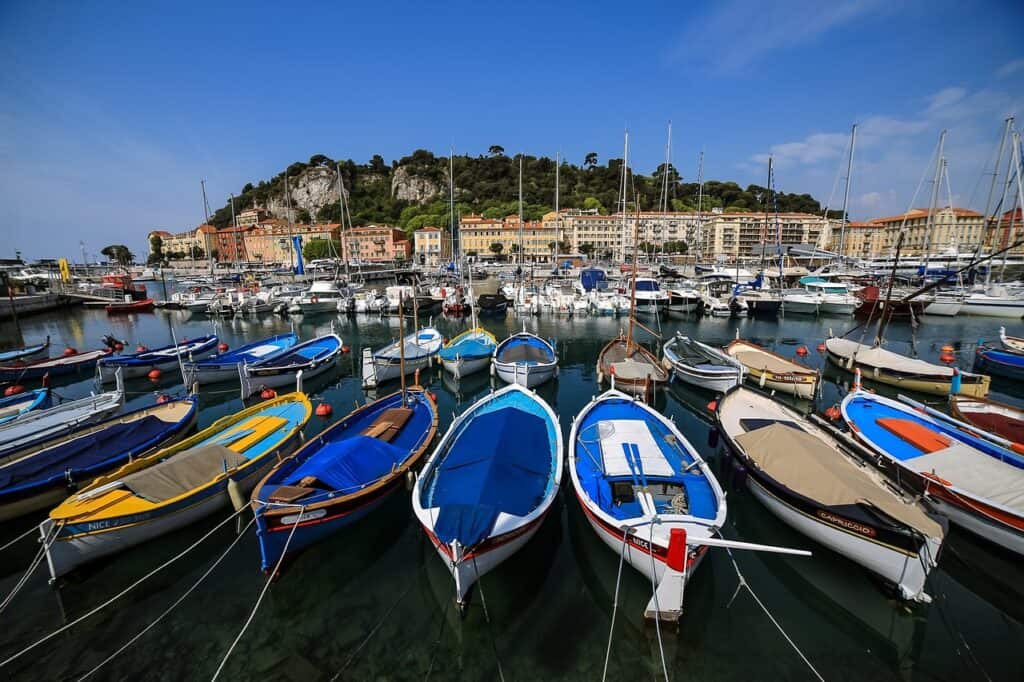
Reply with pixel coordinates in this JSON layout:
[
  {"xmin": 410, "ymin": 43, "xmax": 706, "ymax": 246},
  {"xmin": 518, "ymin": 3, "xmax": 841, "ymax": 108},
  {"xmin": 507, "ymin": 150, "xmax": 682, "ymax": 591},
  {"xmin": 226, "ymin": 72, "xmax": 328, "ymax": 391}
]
[{"xmin": 441, "ymin": 287, "xmax": 447, "ymax": 298}]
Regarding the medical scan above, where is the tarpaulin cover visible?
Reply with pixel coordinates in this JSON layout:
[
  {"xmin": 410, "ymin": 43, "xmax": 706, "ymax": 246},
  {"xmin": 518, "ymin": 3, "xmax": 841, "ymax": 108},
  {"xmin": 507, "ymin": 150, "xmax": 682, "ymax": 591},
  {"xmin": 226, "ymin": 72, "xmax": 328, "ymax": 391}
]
[
  {"xmin": 0, "ymin": 416, "xmax": 167, "ymax": 492},
  {"xmin": 284, "ymin": 435, "xmax": 407, "ymax": 492},
  {"xmin": 438, "ymin": 339, "xmax": 494, "ymax": 361},
  {"xmin": 579, "ymin": 268, "xmax": 606, "ymax": 292},
  {"xmin": 431, "ymin": 409, "xmax": 551, "ymax": 546}
]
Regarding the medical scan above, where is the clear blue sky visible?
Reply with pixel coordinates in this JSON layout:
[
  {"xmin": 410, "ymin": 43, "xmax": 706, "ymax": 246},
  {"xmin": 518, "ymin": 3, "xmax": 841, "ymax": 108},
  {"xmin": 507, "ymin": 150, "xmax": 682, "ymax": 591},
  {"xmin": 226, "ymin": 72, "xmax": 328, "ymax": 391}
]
[{"xmin": 1, "ymin": 0, "xmax": 1022, "ymax": 260}]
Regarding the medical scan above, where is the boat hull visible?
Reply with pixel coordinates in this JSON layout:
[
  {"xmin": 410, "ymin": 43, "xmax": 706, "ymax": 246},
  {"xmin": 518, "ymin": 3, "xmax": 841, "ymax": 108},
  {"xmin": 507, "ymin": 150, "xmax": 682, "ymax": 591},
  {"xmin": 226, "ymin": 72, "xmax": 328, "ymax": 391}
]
[
  {"xmin": 961, "ymin": 298, "xmax": 1024, "ymax": 319},
  {"xmin": 783, "ymin": 299, "xmax": 819, "ymax": 315},
  {"xmin": 818, "ymin": 300, "xmax": 858, "ymax": 315},
  {"xmin": 923, "ymin": 301, "xmax": 962, "ymax": 316},
  {"xmin": 441, "ymin": 355, "xmax": 491, "ymax": 379},
  {"xmin": 247, "ymin": 355, "xmax": 339, "ymax": 389},
  {"xmin": 665, "ymin": 359, "xmax": 741, "ymax": 393},
  {"xmin": 362, "ymin": 354, "xmax": 432, "ymax": 388},
  {"xmin": 493, "ymin": 360, "xmax": 557, "ymax": 388},
  {"xmin": 826, "ymin": 350, "xmax": 990, "ymax": 398}
]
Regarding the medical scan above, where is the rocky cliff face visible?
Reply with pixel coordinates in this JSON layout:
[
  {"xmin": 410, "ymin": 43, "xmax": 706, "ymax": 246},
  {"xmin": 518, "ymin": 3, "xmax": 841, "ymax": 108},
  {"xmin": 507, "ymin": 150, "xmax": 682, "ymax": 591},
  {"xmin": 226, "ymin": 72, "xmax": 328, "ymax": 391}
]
[
  {"xmin": 266, "ymin": 166, "xmax": 342, "ymax": 219},
  {"xmin": 391, "ymin": 166, "xmax": 441, "ymax": 203}
]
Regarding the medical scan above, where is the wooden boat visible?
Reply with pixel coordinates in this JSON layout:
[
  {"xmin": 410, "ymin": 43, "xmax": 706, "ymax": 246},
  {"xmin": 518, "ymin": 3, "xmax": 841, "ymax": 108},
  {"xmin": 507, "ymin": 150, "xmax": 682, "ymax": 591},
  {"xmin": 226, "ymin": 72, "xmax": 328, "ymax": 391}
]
[
  {"xmin": 105, "ymin": 298, "xmax": 156, "ymax": 314},
  {"xmin": 0, "ymin": 375, "xmax": 124, "ymax": 458},
  {"xmin": 439, "ymin": 328, "xmax": 496, "ymax": 379},
  {"xmin": 717, "ymin": 387, "xmax": 944, "ymax": 602},
  {"xmin": 842, "ymin": 386, "xmax": 1024, "ymax": 556},
  {"xmin": 361, "ymin": 328, "xmax": 442, "ymax": 388},
  {"xmin": 253, "ymin": 387, "xmax": 438, "ymax": 572},
  {"xmin": 476, "ymin": 293, "xmax": 509, "ymax": 316},
  {"xmin": 42, "ymin": 392, "xmax": 312, "ymax": 579},
  {"xmin": 0, "ymin": 336, "xmax": 50, "ymax": 364},
  {"xmin": 950, "ymin": 395, "xmax": 1024, "ymax": 449},
  {"xmin": 725, "ymin": 339, "xmax": 819, "ymax": 399},
  {"xmin": 597, "ymin": 337, "xmax": 668, "ymax": 395},
  {"xmin": 0, "ymin": 388, "xmax": 51, "ymax": 426},
  {"xmin": 0, "ymin": 396, "xmax": 198, "ymax": 521},
  {"xmin": 98, "ymin": 335, "xmax": 220, "ymax": 381},
  {"xmin": 0, "ymin": 349, "xmax": 109, "ymax": 382},
  {"xmin": 492, "ymin": 329, "xmax": 558, "ymax": 388},
  {"xmin": 662, "ymin": 334, "xmax": 745, "ymax": 393},
  {"xmin": 183, "ymin": 333, "xmax": 298, "ymax": 385},
  {"xmin": 568, "ymin": 389, "xmax": 805, "ymax": 621},
  {"xmin": 413, "ymin": 383, "xmax": 562, "ymax": 608},
  {"xmin": 975, "ymin": 345, "xmax": 1024, "ymax": 381},
  {"xmin": 825, "ymin": 337, "xmax": 990, "ymax": 398},
  {"xmin": 243, "ymin": 334, "xmax": 343, "ymax": 395},
  {"xmin": 854, "ymin": 285, "xmax": 926, "ymax": 319},
  {"xmin": 1000, "ymin": 326, "xmax": 1024, "ymax": 353}
]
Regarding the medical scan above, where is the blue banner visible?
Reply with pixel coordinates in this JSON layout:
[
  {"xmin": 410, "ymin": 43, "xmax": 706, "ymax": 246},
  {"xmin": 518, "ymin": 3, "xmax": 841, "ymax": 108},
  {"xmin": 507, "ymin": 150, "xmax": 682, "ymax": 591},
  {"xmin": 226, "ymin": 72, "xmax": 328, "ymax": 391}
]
[{"xmin": 292, "ymin": 235, "xmax": 304, "ymax": 274}]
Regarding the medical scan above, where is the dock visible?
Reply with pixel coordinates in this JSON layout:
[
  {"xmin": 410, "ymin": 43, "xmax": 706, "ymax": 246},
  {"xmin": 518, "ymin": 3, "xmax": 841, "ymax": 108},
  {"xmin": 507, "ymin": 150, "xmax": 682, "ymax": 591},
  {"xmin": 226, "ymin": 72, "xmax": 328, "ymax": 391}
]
[{"xmin": 0, "ymin": 293, "xmax": 81, "ymax": 320}]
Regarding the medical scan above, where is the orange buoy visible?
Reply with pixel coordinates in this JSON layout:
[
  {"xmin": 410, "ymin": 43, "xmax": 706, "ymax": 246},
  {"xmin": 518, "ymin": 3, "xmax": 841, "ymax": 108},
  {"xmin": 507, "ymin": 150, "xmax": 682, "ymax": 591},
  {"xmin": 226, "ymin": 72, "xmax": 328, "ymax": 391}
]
[
  {"xmin": 156, "ymin": 393, "xmax": 171, "ymax": 404},
  {"xmin": 114, "ymin": 342, "xmax": 124, "ymax": 352},
  {"xmin": 260, "ymin": 388, "xmax": 277, "ymax": 400},
  {"xmin": 824, "ymin": 405, "xmax": 841, "ymax": 420},
  {"xmin": 941, "ymin": 344, "xmax": 955, "ymax": 354},
  {"xmin": 795, "ymin": 346, "xmax": 809, "ymax": 356},
  {"xmin": 706, "ymin": 400, "xmax": 717, "ymax": 412},
  {"xmin": 136, "ymin": 345, "xmax": 147, "ymax": 353},
  {"xmin": 4, "ymin": 385, "xmax": 25, "ymax": 396},
  {"xmin": 816, "ymin": 343, "xmax": 826, "ymax": 352},
  {"xmin": 341, "ymin": 345, "xmax": 351, "ymax": 354},
  {"xmin": 63, "ymin": 346, "xmax": 78, "ymax": 357},
  {"xmin": 147, "ymin": 368, "xmax": 162, "ymax": 380},
  {"xmin": 428, "ymin": 392, "xmax": 438, "ymax": 403},
  {"xmin": 939, "ymin": 352, "xmax": 955, "ymax": 363},
  {"xmin": 218, "ymin": 342, "xmax": 229, "ymax": 352},
  {"xmin": 315, "ymin": 403, "xmax": 333, "ymax": 417}
]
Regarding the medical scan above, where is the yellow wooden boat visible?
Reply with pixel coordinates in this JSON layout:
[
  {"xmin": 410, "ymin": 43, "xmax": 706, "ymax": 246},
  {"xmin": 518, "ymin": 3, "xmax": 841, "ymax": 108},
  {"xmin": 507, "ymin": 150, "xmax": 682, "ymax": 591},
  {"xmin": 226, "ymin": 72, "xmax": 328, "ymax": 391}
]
[
  {"xmin": 42, "ymin": 392, "xmax": 312, "ymax": 579},
  {"xmin": 725, "ymin": 339, "xmax": 819, "ymax": 399}
]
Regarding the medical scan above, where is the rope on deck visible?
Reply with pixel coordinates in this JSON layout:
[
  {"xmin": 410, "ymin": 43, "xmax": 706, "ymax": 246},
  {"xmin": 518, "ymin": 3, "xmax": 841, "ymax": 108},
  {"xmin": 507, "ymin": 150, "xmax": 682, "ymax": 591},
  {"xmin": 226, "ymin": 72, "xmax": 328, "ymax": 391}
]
[
  {"xmin": 718, "ymin": 530, "xmax": 825, "ymax": 682},
  {"xmin": 210, "ymin": 506, "xmax": 303, "ymax": 681},
  {"xmin": 0, "ymin": 521, "xmax": 60, "ymax": 615},
  {"xmin": 0, "ymin": 505, "xmax": 249, "ymax": 671},
  {"xmin": 77, "ymin": 515, "xmax": 257, "ymax": 681}
]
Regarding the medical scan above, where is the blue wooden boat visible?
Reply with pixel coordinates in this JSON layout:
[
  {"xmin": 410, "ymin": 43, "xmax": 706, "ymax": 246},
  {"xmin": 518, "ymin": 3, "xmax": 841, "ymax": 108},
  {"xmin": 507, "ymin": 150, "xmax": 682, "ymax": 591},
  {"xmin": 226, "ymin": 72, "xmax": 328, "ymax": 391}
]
[
  {"xmin": 242, "ymin": 333, "xmax": 343, "ymax": 395},
  {"xmin": 413, "ymin": 383, "xmax": 562, "ymax": 607},
  {"xmin": 569, "ymin": 388, "xmax": 727, "ymax": 621},
  {"xmin": 842, "ymin": 386, "xmax": 1024, "ymax": 556},
  {"xmin": 252, "ymin": 387, "xmax": 438, "ymax": 572},
  {"xmin": 43, "ymin": 392, "xmax": 312, "ymax": 578},
  {"xmin": 438, "ymin": 328, "xmax": 496, "ymax": 378},
  {"xmin": 0, "ymin": 396, "xmax": 198, "ymax": 521},
  {"xmin": 0, "ymin": 349, "xmax": 109, "ymax": 382},
  {"xmin": 98, "ymin": 335, "xmax": 220, "ymax": 382},
  {"xmin": 0, "ymin": 388, "xmax": 52, "ymax": 426},
  {"xmin": 0, "ymin": 336, "xmax": 49, "ymax": 364},
  {"xmin": 975, "ymin": 344, "xmax": 1024, "ymax": 381},
  {"xmin": 492, "ymin": 329, "xmax": 558, "ymax": 388},
  {"xmin": 183, "ymin": 333, "xmax": 299, "ymax": 385}
]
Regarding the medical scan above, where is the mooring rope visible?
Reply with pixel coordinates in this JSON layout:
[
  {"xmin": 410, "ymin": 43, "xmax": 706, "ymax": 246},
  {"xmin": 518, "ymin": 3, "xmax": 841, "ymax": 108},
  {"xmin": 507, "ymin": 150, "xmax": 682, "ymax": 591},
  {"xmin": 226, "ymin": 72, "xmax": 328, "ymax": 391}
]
[
  {"xmin": 0, "ymin": 505, "xmax": 249, "ymax": 670},
  {"xmin": 423, "ymin": 595, "xmax": 451, "ymax": 681},
  {"xmin": 0, "ymin": 521, "xmax": 61, "ymax": 615},
  {"xmin": 0, "ymin": 523, "xmax": 43, "ymax": 555},
  {"xmin": 601, "ymin": 526, "xmax": 631, "ymax": 682},
  {"xmin": 472, "ymin": 555, "xmax": 505, "ymax": 682},
  {"xmin": 77, "ymin": 515, "xmax": 257, "ymax": 681},
  {"xmin": 647, "ymin": 521, "xmax": 670, "ymax": 682},
  {"xmin": 718, "ymin": 532, "xmax": 824, "ymax": 682}
]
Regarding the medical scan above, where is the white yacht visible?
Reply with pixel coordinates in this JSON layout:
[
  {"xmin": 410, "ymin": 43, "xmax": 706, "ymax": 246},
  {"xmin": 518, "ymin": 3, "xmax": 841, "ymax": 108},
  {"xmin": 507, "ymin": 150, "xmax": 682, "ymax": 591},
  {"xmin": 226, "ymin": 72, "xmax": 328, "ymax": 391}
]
[
  {"xmin": 620, "ymin": 275, "xmax": 669, "ymax": 316},
  {"xmin": 290, "ymin": 280, "xmax": 351, "ymax": 315}
]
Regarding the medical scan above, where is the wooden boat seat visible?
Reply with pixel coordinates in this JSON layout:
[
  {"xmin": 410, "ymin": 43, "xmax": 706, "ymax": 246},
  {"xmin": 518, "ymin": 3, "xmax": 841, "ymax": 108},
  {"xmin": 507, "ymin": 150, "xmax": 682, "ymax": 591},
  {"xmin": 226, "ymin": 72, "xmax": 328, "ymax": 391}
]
[
  {"xmin": 267, "ymin": 484, "xmax": 317, "ymax": 503},
  {"xmin": 876, "ymin": 417, "xmax": 951, "ymax": 453},
  {"xmin": 361, "ymin": 407, "xmax": 413, "ymax": 443}
]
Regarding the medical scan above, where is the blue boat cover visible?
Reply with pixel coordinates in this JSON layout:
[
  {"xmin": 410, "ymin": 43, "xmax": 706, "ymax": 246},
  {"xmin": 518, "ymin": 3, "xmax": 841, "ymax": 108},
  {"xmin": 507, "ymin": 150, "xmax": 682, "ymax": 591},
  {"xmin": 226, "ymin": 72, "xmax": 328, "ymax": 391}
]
[
  {"xmin": 438, "ymin": 339, "xmax": 494, "ymax": 361},
  {"xmin": 579, "ymin": 268, "xmax": 606, "ymax": 292},
  {"xmin": 284, "ymin": 435, "xmax": 407, "ymax": 493},
  {"xmin": 431, "ymin": 410, "xmax": 550, "ymax": 547},
  {"xmin": 0, "ymin": 415, "xmax": 168, "ymax": 493}
]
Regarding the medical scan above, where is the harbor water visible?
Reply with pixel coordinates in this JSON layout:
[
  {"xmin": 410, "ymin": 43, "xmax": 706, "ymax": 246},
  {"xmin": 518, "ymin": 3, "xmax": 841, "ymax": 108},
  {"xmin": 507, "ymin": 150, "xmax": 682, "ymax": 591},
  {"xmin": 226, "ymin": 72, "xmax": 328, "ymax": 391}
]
[{"xmin": 1, "ymin": 300, "xmax": 1022, "ymax": 681}]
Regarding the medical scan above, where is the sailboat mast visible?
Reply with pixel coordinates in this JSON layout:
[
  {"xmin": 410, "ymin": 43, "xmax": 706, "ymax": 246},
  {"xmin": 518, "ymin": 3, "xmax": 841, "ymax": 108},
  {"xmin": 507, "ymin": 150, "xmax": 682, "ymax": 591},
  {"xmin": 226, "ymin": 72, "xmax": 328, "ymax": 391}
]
[
  {"xmin": 696, "ymin": 151, "xmax": 704, "ymax": 262},
  {"xmin": 761, "ymin": 157, "xmax": 771, "ymax": 274},
  {"xmin": 398, "ymin": 293, "xmax": 407, "ymax": 400},
  {"xmin": 921, "ymin": 130, "xmax": 947, "ymax": 280},
  {"xmin": 284, "ymin": 174, "xmax": 296, "ymax": 276},
  {"xmin": 620, "ymin": 131, "xmax": 629, "ymax": 263},
  {"xmin": 838, "ymin": 124, "xmax": 857, "ymax": 260},
  {"xmin": 998, "ymin": 131, "xmax": 1023, "ymax": 281},
  {"xmin": 627, "ymin": 191, "xmax": 640, "ymax": 351},
  {"xmin": 450, "ymin": 148, "xmax": 458, "ymax": 274},
  {"xmin": 555, "ymin": 151, "xmax": 560, "ymax": 256},
  {"xmin": 336, "ymin": 163, "xmax": 350, "ymax": 280},
  {"xmin": 200, "ymin": 179, "xmax": 214, "ymax": 277},
  {"xmin": 518, "ymin": 155, "xmax": 524, "ymax": 269},
  {"xmin": 983, "ymin": 118, "xmax": 1013, "ymax": 286}
]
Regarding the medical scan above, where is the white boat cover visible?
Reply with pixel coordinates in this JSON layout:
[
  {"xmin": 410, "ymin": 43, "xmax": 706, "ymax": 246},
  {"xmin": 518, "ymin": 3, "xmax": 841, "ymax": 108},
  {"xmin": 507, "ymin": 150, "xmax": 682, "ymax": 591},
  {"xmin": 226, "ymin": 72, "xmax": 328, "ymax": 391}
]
[
  {"xmin": 597, "ymin": 419, "xmax": 674, "ymax": 477},
  {"xmin": 735, "ymin": 423, "xmax": 941, "ymax": 536},
  {"xmin": 825, "ymin": 338, "xmax": 954, "ymax": 377},
  {"xmin": 903, "ymin": 443, "xmax": 1024, "ymax": 514}
]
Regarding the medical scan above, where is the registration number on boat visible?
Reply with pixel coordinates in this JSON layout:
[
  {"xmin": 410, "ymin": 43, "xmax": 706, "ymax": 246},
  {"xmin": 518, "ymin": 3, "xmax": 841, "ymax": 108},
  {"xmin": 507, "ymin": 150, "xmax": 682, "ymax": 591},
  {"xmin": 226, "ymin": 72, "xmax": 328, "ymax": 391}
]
[{"xmin": 281, "ymin": 509, "xmax": 327, "ymax": 525}]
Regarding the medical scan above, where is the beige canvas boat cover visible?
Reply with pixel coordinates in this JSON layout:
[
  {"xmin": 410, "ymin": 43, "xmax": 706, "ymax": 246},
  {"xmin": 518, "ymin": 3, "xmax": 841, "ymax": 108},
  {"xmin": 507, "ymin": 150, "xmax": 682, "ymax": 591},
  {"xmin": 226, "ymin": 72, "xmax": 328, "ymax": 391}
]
[
  {"xmin": 122, "ymin": 444, "xmax": 248, "ymax": 503},
  {"xmin": 735, "ymin": 423, "xmax": 942, "ymax": 536},
  {"xmin": 903, "ymin": 443, "xmax": 1024, "ymax": 514},
  {"xmin": 728, "ymin": 346, "xmax": 811, "ymax": 375},
  {"xmin": 825, "ymin": 338, "xmax": 953, "ymax": 377}
]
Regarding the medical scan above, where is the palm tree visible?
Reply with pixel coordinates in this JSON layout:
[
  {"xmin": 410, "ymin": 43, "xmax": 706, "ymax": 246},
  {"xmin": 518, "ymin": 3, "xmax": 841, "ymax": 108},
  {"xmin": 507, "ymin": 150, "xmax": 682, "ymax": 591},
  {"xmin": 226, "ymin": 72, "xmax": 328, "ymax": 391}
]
[
  {"xmin": 584, "ymin": 152, "xmax": 598, "ymax": 169},
  {"xmin": 101, "ymin": 244, "xmax": 135, "ymax": 267}
]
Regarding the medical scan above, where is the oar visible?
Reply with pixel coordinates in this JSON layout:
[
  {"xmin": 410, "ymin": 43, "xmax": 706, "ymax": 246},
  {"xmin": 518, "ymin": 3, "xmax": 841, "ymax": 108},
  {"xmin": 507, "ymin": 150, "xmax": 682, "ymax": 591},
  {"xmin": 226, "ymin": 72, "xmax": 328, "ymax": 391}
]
[
  {"xmin": 690, "ymin": 536, "xmax": 811, "ymax": 557},
  {"xmin": 897, "ymin": 394, "xmax": 1021, "ymax": 453}
]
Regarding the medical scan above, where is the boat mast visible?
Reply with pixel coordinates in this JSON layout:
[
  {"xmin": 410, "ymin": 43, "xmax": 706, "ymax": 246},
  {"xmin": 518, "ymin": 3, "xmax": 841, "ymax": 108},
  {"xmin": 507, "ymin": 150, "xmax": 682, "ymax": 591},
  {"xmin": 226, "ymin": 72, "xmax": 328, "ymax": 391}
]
[
  {"xmin": 619, "ymin": 130, "xmax": 629, "ymax": 263},
  {"xmin": 627, "ymin": 189, "xmax": 639, "ymax": 352},
  {"xmin": 336, "ymin": 163, "xmax": 350, "ymax": 280},
  {"xmin": 518, "ymin": 155, "xmax": 524, "ymax": 273},
  {"xmin": 200, "ymin": 179, "xmax": 214, "ymax": 277},
  {"xmin": 921, "ymin": 130, "xmax": 947, "ymax": 281},
  {"xmin": 659, "ymin": 121, "xmax": 672, "ymax": 263},
  {"xmin": 760, "ymin": 157, "xmax": 771, "ymax": 276},
  {"xmin": 999, "ymin": 131, "xmax": 1024, "ymax": 281},
  {"xmin": 837, "ymin": 124, "xmax": 857, "ymax": 261},
  {"xmin": 982, "ymin": 118, "xmax": 1013, "ymax": 287},
  {"xmin": 555, "ymin": 150, "xmax": 560, "ymax": 257},
  {"xmin": 696, "ymin": 150, "xmax": 704, "ymax": 263},
  {"xmin": 284, "ymin": 174, "xmax": 296, "ymax": 277},
  {"xmin": 398, "ymin": 292, "xmax": 407, "ymax": 401},
  {"xmin": 450, "ymin": 148, "xmax": 458, "ymax": 277}
]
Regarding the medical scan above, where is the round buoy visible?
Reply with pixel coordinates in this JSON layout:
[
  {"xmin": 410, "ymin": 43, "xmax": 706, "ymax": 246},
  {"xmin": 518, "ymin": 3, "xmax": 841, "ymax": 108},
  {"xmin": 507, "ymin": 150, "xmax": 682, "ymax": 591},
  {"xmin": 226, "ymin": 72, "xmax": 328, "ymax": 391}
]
[
  {"xmin": 443, "ymin": 338, "xmax": 449, "ymax": 345},
  {"xmin": 341, "ymin": 345, "xmax": 351, "ymax": 354},
  {"xmin": 218, "ymin": 342, "xmax": 229, "ymax": 353},
  {"xmin": 796, "ymin": 346, "xmax": 809, "ymax": 356},
  {"xmin": 941, "ymin": 344, "xmax": 954, "ymax": 354},
  {"xmin": 816, "ymin": 343, "xmax": 826, "ymax": 352},
  {"xmin": 63, "ymin": 346, "xmax": 78, "ymax": 357},
  {"xmin": 825, "ymin": 405, "xmax": 842, "ymax": 420},
  {"xmin": 147, "ymin": 368, "xmax": 162, "ymax": 381},
  {"xmin": 136, "ymin": 345, "xmax": 147, "ymax": 353},
  {"xmin": 707, "ymin": 400, "xmax": 718, "ymax": 412},
  {"xmin": 260, "ymin": 388, "xmax": 277, "ymax": 400},
  {"xmin": 4, "ymin": 385, "xmax": 25, "ymax": 397},
  {"xmin": 114, "ymin": 342, "xmax": 124, "ymax": 352},
  {"xmin": 428, "ymin": 392, "xmax": 438, "ymax": 403},
  {"xmin": 156, "ymin": 393, "xmax": 171, "ymax": 404},
  {"xmin": 940, "ymin": 352, "xmax": 955, "ymax": 363},
  {"xmin": 315, "ymin": 403, "xmax": 333, "ymax": 417}
]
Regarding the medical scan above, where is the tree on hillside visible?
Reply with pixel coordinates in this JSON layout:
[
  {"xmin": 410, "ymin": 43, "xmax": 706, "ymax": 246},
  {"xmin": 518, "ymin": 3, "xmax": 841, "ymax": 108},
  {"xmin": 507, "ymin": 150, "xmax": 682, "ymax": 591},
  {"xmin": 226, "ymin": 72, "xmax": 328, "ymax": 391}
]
[
  {"xmin": 304, "ymin": 239, "xmax": 342, "ymax": 261},
  {"xmin": 101, "ymin": 244, "xmax": 134, "ymax": 267},
  {"xmin": 582, "ymin": 197, "xmax": 605, "ymax": 213},
  {"xmin": 148, "ymin": 235, "xmax": 164, "ymax": 265},
  {"xmin": 488, "ymin": 145, "xmax": 505, "ymax": 157},
  {"xmin": 584, "ymin": 152, "xmax": 598, "ymax": 169}
]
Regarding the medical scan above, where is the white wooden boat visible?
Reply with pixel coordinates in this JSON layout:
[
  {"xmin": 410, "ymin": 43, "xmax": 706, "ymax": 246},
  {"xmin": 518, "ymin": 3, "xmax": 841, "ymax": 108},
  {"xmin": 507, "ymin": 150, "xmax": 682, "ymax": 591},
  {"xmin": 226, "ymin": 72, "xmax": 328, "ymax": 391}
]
[
  {"xmin": 1000, "ymin": 326, "xmax": 1024, "ymax": 353},
  {"xmin": 662, "ymin": 334, "xmax": 745, "ymax": 393},
  {"xmin": 492, "ymin": 330, "xmax": 558, "ymax": 388},
  {"xmin": 361, "ymin": 328, "xmax": 443, "ymax": 388}
]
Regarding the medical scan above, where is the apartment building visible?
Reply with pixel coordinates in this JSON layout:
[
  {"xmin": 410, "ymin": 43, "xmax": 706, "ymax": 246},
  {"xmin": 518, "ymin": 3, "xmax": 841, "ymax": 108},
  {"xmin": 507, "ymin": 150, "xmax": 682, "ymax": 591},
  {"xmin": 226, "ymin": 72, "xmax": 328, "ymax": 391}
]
[
  {"xmin": 244, "ymin": 222, "xmax": 341, "ymax": 264},
  {"xmin": 413, "ymin": 226, "xmax": 449, "ymax": 266},
  {"xmin": 459, "ymin": 215, "xmax": 559, "ymax": 262},
  {"xmin": 342, "ymin": 225, "xmax": 411, "ymax": 262},
  {"xmin": 875, "ymin": 207, "xmax": 984, "ymax": 255}
]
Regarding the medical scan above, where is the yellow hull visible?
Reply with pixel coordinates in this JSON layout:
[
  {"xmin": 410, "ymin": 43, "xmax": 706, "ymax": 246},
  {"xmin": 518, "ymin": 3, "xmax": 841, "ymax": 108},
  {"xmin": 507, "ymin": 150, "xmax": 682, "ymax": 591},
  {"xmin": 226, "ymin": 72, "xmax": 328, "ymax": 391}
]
[
  {"xmin": 827, "ymin": 354, "xmax": 990, "ymax": 398},
  {"xmin": 744, "ymin": 367, "xmax": 818, "ymax": 399}
]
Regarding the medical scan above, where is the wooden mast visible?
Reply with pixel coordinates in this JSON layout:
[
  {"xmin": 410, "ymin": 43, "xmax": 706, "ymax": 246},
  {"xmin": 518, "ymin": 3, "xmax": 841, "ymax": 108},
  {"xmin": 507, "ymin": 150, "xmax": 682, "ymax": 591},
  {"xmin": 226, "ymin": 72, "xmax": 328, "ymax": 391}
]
[
  {"xmin": 398, "ymin": 292, "xmax": 407, "ymax": 400},
  {"xmin": 626, "ymin": 189, "xmax": 639, "ymax": 353}
]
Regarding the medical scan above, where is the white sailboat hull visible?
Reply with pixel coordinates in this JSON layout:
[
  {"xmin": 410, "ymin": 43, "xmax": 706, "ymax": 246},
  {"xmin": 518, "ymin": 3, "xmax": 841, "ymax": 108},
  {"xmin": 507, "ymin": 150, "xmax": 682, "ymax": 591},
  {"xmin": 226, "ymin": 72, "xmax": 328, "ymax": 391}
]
[
  {"xmin": 923, "ymin": 301, "xmax": 962, "ymax": 316},
  {"xmin": 961, "ymin": 297, "xmax": 1024, "ymax": 318}
]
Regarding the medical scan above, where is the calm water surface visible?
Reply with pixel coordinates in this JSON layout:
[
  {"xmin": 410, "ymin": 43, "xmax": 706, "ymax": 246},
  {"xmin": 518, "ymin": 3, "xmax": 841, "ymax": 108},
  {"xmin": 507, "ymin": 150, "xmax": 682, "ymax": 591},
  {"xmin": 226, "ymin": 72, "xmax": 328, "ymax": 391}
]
[{"xmin": 1, "ymin": 291, "xmax": 1022, "ymax": 681}]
